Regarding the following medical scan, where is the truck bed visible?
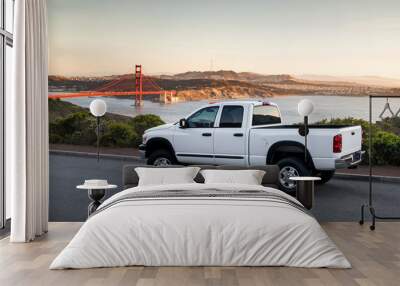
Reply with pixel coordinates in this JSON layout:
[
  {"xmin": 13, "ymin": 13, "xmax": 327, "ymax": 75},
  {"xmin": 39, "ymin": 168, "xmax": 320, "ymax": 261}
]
[{"xmin": 249, "ymin": 124, "xmax": 362, "ymax": 170}]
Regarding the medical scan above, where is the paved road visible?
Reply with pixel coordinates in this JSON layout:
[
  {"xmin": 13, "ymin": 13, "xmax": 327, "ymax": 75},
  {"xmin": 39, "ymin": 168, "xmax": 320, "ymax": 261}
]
[{"xmin": 50, "ymin": 153, "xmax": 400, "ymax": 222}]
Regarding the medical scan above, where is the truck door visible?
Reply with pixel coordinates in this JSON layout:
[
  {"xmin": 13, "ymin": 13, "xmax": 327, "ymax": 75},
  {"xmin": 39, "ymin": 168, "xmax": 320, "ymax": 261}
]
[
  {"xmin": 214, "ymin": 105, "xmax": 247, "ymax": 166},
  {"xmin": 173, "ymin": 106, "xmax": 219, "ymax": 164}
]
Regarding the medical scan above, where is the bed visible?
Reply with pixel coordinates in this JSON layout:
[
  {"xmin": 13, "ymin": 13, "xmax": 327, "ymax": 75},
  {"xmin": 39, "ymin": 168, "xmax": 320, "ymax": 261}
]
[{"xmin": 50, "ymin": 165, "xmax": 350, "ymax": 269}]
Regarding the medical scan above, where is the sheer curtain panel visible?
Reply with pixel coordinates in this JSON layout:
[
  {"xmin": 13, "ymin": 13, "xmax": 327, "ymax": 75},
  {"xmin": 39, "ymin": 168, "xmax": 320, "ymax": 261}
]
[{"xmin": 7, "ymin": 0, "xmax": 49, "ymax": 242}]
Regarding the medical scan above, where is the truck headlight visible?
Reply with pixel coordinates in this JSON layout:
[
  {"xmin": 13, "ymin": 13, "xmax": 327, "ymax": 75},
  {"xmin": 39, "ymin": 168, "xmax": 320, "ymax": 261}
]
[{"xmin": 142, "ymin": 134, "xmax": 148, "ymax": 144}]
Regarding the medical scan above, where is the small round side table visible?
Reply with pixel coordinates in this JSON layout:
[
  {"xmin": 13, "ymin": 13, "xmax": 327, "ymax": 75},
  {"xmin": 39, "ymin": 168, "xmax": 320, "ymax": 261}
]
[
  {"xmin": 77, "ymin": 183, "xmax": 117, "ymax": 217},
  {"xmin": 289, "ymin": 176, "xmax": 321, "ymax": 210}
]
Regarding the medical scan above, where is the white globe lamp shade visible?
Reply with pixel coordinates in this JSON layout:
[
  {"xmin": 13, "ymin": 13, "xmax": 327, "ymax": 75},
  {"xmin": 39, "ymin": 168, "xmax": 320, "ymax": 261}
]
[
  {"xmin": 90, "ymin": 99, "xmax": 107, "ymax": 117},
  {"xmin": 298, "ymin": 99, "xmax": 314, "ymax": 117}
]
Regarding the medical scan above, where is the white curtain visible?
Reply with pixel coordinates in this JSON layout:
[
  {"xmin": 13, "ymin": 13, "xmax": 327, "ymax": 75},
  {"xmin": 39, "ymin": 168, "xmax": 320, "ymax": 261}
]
[{"xmin": 7, "ymin": 0, "xmax": 49, "ymax": 242}]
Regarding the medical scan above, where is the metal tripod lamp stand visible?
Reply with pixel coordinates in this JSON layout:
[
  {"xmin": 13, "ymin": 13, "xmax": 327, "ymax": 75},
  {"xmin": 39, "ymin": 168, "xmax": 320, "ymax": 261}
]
[{"xmin": 90, "ymin": 99, "xmax": 107, "ymax": 162}]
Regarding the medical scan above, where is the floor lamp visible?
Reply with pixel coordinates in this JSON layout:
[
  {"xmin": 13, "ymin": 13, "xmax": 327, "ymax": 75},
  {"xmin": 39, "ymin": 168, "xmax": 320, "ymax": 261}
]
[
  {"xmin": 90, "ymin": 99, "xmax": 107, "ymax": 162},
  {"xmin": 298, "ymin": 99, "xmax": 314, "ymax": 163}
]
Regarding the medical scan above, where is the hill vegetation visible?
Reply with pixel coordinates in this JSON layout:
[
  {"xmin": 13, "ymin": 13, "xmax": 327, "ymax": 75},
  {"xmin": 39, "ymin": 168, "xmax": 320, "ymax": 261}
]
[
  {"xmin": 49, "ymin": 99, "xmax": 164, "ymax": 147},
  {"xmin": 316, "ymin": 117, "xmax": 400, "ymax": 166}
]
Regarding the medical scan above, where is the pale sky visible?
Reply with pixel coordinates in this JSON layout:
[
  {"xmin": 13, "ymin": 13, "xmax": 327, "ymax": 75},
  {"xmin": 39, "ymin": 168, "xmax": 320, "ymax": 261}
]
[{"xmin": 48, "ymin": 0, "xmax": 400, "ymax": 78}]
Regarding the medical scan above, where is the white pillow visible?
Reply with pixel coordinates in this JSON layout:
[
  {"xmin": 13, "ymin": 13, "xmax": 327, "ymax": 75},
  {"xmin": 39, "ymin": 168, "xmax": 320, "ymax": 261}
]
[
  {"xmin": 200, "ymin": 169, "xmax": 266, "ymax": 185},
  {"xmin": 135, "ymin": 167, "xmax": 200, "ymax": 186}
]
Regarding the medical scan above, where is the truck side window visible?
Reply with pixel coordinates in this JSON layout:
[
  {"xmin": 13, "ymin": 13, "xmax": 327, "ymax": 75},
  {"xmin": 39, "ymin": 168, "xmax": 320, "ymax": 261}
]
[
  {"xmin": 187, "ymin": 106, "xmax": 219, "ymax": 128},
  {"xmin": 252, "ymin": 105, "xmax": 281, "ymax": 126},
  {"xmin": 219, "ymin": 106, "xmax": 244, "ymax": 128}
]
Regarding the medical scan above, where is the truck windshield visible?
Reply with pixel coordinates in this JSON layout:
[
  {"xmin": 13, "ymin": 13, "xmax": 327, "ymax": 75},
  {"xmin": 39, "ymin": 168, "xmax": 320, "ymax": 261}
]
[{"xmin": 252, "ymin": 105, "xmax": 281, "ymax": 126}]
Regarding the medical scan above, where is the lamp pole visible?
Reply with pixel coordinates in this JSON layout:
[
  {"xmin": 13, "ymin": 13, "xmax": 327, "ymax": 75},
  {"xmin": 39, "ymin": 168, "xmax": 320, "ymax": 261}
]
[
  {"xmin": 90, "ymin": 99, "xmax": 107, "ymax": 163},
  {"xmin": 298, "ymin": 99, "xmax": 314, "ymax": 166},
  {"xmin": 304, "ymin": 115, "xmax": 308, "ymax": 164},
  {"xmin": 96, "ymin": 116, "xmax": 100, "ymax": 162}
]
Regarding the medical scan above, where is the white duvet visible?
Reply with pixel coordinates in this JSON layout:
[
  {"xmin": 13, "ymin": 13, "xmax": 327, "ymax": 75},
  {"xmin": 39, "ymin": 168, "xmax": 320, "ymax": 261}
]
[{"xmin": 50, "ymin": 183, "xmax": 350, "ymax": 269}]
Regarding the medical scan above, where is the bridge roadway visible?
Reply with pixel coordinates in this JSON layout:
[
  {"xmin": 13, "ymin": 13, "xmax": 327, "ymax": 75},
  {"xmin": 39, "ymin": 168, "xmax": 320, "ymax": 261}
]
[{"xmin": 48, "ymin": 90, "xmax": 177, "ymax": 99}]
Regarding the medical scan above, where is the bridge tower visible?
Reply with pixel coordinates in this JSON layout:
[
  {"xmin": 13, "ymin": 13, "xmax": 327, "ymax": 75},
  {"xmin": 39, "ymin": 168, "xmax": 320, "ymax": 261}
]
[{"xmin": 135, "ymin": 65, "xmax": 143, "ymax": 106}]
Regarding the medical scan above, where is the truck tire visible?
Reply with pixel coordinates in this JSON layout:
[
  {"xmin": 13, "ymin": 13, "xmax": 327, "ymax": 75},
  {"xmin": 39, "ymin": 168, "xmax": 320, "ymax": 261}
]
[
  {"xmin": 277, "ymin": 157, "xmax": 311, "ymax": 193},
  {"xmin": 316, "ymin": 170, "xmax": 335, "ymax": 184},
  {"xmin": 147, "ymin": 149, "xmax": 177, "ymax": 166}
]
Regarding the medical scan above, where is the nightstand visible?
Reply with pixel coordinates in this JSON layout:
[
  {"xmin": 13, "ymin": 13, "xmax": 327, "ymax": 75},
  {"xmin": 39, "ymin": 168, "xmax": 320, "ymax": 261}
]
[
  {"xmin": 289, "ymin": 176, "xmax": 321, "ymax": 210},
  {"xmin": 77, "ymin": 180, "xmax": 117, "ymax": 217}
]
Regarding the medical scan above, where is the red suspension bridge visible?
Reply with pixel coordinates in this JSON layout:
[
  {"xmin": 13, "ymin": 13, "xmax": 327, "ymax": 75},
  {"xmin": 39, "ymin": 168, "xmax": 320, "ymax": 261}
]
[{"xmin": 48, "ymin": 65, "xmax": 177, "ymax": 106}]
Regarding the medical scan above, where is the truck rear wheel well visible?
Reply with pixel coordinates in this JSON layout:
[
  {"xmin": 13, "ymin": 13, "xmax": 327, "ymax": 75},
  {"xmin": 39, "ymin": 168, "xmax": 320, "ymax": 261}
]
[
  {"xmin": 145, "ymin": 138, "xmax": 176, "ymax": 159},
  {"xmin": 266, "ymin": 141, "xmax": 315, "ymax": 169}
]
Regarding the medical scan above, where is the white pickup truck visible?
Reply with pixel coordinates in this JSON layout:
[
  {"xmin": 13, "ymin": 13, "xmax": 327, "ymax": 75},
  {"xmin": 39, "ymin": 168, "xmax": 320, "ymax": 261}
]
[{"xmin": 139, "ymin": 100, "xmax": 363, "ymax": 192}]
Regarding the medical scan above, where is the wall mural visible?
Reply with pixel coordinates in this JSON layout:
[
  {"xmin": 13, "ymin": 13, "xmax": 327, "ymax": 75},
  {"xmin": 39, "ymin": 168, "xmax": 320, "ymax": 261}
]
[{"xmin": 48, "ymin": 0, "xmax": 400, "ymax": 166}]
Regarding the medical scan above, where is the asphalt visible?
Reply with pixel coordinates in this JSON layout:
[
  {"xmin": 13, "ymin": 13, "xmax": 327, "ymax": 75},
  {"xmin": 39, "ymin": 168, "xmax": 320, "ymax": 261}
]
[{"xmin": 50, "ymin": 153, "xmax": 400, "ymax": 222}]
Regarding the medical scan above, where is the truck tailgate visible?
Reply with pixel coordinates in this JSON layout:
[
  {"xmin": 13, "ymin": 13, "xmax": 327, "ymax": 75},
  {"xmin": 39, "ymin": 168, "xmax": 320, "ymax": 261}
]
[{"xmin": 340, "ymin": 126, "xmax": 362, "ymax": 155}]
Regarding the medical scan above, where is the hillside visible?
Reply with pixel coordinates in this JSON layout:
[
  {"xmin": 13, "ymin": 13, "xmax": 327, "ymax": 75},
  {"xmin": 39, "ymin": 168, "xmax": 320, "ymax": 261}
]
[
  {"xmin": 48, "ymin": 75, "xmax": 285, "ymax": 100},
  {"xmin": 297, "ymin": 74, "xmax": 400, "ymax": 88},
  {"xmin": 48, "ymin": 70, "xmax": 400, "ymax": 101},
  {"xmin": 164, "ymin": 70, "xmax": 295, "ymax": 83},
  {"xmin": 49, "ymin": 75, "xmax": 109, "ymax": 92},
  {"xmin": 48, "ymin": 99, "xmax": 165, "ymax": 149},
  {"xmin": 49, "ymin": 99, "xmax": 131, "ymax": 123}
]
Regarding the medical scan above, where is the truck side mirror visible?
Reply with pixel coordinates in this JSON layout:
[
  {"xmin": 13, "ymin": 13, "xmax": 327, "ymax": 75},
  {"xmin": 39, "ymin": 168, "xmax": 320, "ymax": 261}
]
[{"xmin": 179, "ymin": 118, "xmax": 187, "ymax": 129}]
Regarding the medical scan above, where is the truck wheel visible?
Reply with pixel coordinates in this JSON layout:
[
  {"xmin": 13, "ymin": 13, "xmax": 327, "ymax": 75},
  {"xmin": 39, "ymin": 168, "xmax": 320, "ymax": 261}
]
[
  {"xmin": 147, "ymin": 149, "xmax": 176, "ymax": 166},
  {"xmin": 277, "ymin": 157, "xmax": 311, "ymax": 193},
  {"xmin": 316, "ymin": 170, "xmax": 335, "ymax": 184}
]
